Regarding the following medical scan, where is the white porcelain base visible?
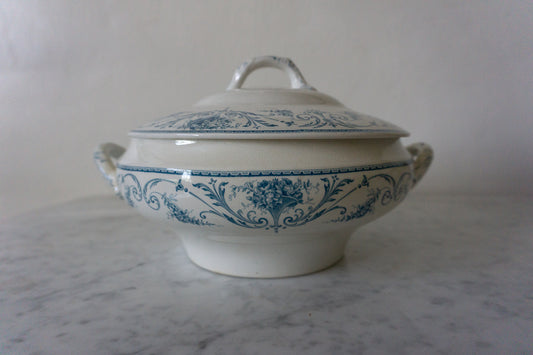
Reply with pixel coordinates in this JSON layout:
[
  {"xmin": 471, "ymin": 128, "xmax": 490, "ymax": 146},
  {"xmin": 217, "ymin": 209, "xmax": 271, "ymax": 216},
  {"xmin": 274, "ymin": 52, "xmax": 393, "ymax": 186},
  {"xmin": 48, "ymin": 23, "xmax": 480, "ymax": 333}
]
[{"xmin": 180, "ymin": 231, "xmax": 352, "ymax": 278}]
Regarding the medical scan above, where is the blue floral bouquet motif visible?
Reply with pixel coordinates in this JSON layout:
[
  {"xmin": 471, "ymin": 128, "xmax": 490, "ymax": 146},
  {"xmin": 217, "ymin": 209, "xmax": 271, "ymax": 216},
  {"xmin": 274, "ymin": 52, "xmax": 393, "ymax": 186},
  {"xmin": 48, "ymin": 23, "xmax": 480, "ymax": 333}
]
[
  {"xmin": 237, "ymin": 178, "xmax": 309, "ymax": 230},
  {"xmin": 247, "ymin": 178, "xmax": 304, "ymax": 211},
  {"xmin": 187, "ymin": 115, "xmax": 233, "ymax": 130}
]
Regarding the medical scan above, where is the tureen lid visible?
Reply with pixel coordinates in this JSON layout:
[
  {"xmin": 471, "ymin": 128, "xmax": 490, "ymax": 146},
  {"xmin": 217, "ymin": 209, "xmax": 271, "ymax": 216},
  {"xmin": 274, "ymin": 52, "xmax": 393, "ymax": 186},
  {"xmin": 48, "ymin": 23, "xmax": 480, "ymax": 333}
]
[{"xmin": 130, "ymin": 56, "xmax": 409, "ymax": 139}]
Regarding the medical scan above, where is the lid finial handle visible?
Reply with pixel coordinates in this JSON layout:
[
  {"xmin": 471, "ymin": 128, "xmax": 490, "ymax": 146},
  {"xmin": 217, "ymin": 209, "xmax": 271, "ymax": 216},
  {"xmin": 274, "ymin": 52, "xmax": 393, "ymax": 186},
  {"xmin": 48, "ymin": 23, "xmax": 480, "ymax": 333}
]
[{"xmin": 227, "ymin": 56, "xmax": 315, "ymax": 90}]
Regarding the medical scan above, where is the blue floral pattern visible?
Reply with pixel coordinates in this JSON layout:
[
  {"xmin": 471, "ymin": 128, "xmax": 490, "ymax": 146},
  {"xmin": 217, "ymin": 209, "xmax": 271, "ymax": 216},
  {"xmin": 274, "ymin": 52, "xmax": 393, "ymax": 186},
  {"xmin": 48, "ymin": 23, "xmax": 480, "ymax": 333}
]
[
  {"xmin": 119, "ymin": 174, "xmax": 213, "ymax": 226},
  {"xmin": 245, "ymin": 178, "xmax": 305, "ymax": 212},
  {"xmin": 130, "ymin": 108, "xmax": 406, "ymax": 135},
  {"xmin": 117, "ymin": 165, "xmax": 412, "ymax": 232}
]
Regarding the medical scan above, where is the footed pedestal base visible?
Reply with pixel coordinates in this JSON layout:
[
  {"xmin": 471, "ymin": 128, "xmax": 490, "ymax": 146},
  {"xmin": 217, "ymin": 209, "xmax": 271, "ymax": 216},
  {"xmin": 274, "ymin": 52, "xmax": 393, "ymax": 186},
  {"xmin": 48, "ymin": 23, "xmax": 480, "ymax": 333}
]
[{"xmin": 180, "ymin": 231, "xmax": 352, "ymax": 278}]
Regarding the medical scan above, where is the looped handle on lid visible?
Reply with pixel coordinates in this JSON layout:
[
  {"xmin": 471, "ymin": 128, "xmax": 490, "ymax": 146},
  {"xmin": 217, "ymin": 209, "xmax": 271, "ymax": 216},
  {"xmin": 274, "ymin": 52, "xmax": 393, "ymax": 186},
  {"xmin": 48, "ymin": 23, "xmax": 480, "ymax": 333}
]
[{"xmin": 227, "ymin": 56, "xmax": 315, "ymax": 90}]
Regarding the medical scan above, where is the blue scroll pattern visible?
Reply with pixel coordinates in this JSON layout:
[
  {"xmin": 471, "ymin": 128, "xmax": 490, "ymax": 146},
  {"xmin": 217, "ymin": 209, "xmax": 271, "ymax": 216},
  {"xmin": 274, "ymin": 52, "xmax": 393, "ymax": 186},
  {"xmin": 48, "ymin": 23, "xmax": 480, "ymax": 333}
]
[
  {"xmin": 131, "ymin": 108, "xmax": 403, "ymax": 134},
  {"xmin": 117, "ymin": 167, "xmax": 412, "ymax": 232}
]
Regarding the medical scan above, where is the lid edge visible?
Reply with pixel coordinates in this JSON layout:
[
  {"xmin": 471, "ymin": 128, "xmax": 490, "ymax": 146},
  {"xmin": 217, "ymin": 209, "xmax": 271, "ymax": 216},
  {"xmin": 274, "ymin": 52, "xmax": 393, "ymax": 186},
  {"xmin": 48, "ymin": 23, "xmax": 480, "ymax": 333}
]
[{"xmin": 128, "ymin": 130, "xmax": 409, "ymax": 140}]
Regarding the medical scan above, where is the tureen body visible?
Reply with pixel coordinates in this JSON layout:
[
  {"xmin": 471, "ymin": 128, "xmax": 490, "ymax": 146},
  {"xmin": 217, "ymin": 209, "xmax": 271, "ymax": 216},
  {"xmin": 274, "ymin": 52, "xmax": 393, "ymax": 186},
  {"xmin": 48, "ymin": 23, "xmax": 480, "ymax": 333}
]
[{"xmin": 95, "ymin": 56, "xmax": 433, "ymax": 278}]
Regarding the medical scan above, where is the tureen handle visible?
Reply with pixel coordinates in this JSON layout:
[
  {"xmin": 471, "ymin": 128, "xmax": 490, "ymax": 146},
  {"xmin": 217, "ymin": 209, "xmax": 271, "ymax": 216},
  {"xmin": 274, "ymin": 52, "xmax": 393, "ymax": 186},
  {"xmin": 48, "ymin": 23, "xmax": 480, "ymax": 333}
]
[
  {"xmin": 406, "ymin": 142, "xmax": 434, "ymax": 187},
  {"xmin": 94, "ymin": 142, "xmax": 126, "ymax": 197},
  {"xmin": 227, "ymin": 56, "xmax": 315, "ymax": 90}
]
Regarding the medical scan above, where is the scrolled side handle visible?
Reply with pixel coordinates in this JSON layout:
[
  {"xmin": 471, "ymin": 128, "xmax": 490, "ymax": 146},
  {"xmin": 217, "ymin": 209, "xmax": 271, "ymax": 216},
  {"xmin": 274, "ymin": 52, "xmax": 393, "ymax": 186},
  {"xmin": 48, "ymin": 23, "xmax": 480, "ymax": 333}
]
[
  {"xmin": 93, "ymin": 142, "xmax": 126, "ymax": 197},
  {"xmin": 406, "ymin": 142, "xmax": 433, "ymax": 188}
]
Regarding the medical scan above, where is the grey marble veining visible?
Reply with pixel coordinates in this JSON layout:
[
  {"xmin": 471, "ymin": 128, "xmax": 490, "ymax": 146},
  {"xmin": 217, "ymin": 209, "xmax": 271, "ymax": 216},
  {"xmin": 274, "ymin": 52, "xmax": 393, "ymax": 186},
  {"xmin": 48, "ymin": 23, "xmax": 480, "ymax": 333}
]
[{"xmin": 1, "ymin": 193, "xmax": 532, "ymax": 354}]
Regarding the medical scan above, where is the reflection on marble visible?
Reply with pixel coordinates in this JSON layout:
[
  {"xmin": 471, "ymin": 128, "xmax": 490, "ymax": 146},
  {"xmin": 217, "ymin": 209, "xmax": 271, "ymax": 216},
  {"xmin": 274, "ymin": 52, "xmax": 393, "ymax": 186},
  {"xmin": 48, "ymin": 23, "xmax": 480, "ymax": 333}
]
[{"xmin": 1, "ymin": 193, "xmax": 532, "ymax": 354}]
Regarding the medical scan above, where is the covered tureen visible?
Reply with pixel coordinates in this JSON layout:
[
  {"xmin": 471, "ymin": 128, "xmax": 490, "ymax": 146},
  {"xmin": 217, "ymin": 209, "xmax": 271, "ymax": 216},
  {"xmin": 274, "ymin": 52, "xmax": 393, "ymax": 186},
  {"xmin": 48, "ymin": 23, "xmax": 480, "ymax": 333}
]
[{"xmin": 94, "ymin": 56, "xmax": 433, "ymax": 278}]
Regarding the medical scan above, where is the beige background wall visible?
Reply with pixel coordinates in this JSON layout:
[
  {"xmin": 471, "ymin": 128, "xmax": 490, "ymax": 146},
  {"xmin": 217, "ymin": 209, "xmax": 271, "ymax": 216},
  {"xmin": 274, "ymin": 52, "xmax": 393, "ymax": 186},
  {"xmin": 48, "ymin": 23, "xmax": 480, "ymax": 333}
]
[{"xmin": 1, "ymin": 0, "xmax": 532, "ymax": 218}]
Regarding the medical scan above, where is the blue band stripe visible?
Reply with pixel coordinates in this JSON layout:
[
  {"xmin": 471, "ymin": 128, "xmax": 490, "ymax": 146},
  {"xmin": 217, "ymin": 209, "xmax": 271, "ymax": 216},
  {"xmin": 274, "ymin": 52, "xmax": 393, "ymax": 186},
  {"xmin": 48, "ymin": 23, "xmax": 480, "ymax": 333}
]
[
  {"xmin": 130, "ymin": 128, "xmax": 404, "ymax": 134},
  {"xmin": 116, "ymin": 160, "xmax": 411, "ymax": 177}
]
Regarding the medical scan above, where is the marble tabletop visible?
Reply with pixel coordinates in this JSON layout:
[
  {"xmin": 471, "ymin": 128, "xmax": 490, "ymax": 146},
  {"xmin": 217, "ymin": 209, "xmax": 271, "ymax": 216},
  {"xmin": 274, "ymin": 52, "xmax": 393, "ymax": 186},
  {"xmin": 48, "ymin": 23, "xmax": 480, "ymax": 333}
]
[{"xmin": 1, "ymin": 193, "xmax": 532, "ymax": 354}]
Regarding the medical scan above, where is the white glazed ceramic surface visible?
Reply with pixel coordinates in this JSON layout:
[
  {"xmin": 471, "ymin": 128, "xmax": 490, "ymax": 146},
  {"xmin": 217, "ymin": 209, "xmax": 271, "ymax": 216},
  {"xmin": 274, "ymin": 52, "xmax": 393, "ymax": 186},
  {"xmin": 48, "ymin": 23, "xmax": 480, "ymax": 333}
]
[{"xmin": 94, "ymin": 56, "xmax": 433, "ymax": 278}]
